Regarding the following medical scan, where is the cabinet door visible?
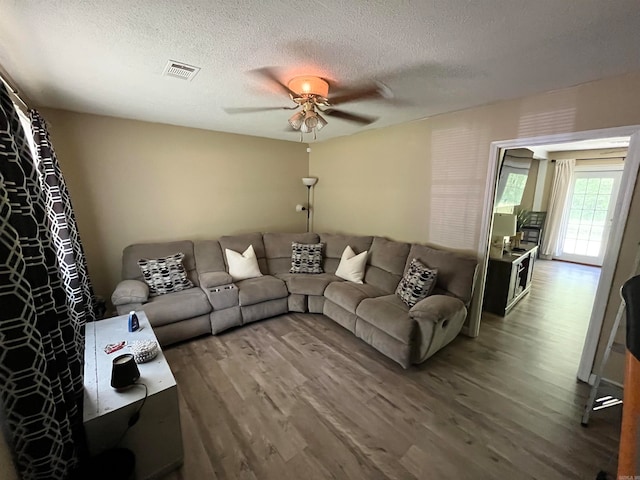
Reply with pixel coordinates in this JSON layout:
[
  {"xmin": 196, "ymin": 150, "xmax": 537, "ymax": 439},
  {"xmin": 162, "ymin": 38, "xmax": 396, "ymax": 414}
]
[
  {"xmin": 526, "ymin": 250, "xmax": 536, "ymax": 286},
  {"xmin": 507, "ymin": 263, "xmax": 519, "ymax": 303}
]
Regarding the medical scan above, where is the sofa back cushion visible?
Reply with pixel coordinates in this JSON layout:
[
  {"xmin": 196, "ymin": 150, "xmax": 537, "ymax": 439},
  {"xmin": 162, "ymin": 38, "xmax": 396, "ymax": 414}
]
[
  {"xmin": 364, "ymin": 237, "xmax": 410, "ymax": 293},
  {"xmin": 319, "ymin": 233, "xmax": 373, "ymax": 274},
  {"xmin": 218, "ymin": 233, "xmax": 267, "ymax": 273},
  {"xmin": 194, "ymin": 240, "xmax": 226, "ymax": 273},
  {"xmin": 405, "ymin": 244, "xmax": 478, "ymax": 305},
  {"xmin": 122, "ymin": 240, "xmax": 199, "ymax": 286},
  {"xmin": 263, "ymin": 232, "xmax": 320, "ymax": 274}
]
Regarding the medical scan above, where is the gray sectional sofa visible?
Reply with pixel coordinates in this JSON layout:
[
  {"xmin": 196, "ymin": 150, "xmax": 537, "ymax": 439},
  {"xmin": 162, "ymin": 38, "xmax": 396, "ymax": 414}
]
[{"xmin": 111, "ymin": 232, "xmax": 477, "ymax": 368}]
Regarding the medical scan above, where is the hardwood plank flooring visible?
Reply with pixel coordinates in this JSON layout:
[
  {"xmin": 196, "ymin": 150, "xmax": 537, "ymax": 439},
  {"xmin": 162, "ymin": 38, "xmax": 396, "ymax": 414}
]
[{"xmin": 160, "ymin": 259, "xmax": 620, "ymax": 479}]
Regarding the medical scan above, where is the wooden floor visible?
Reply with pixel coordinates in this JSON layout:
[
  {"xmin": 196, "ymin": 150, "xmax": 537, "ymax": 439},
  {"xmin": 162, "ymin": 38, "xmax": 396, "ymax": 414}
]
[{"xmin": 161, "ymin": 259, "xmax": 621, "ymax": 480}]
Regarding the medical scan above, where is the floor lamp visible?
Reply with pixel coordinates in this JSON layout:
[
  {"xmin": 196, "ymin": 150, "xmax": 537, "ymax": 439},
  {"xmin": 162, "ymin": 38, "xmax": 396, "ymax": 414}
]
[{"xmin": 298, "ymin": 177, "xmax": 317, "ymax": 232}]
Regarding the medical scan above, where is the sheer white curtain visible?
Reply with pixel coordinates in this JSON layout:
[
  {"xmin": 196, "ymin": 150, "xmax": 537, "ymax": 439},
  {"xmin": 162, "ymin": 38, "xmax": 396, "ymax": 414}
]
[{"xmin": 541, "ymin": 158, "xmax": 575, "ymax": 256}]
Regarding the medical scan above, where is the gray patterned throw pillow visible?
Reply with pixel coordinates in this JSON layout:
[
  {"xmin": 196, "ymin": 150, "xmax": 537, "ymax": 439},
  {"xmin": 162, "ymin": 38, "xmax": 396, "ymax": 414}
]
[
  {"xmin": 138, "ymin": 252, "xmax": 194, "ymax": 296},
  {"xmin": 290, "ymin": 242, "xmax": 324, "ymax": 274},
  {"xmin": 396, "ymin": 258, "xmax": 438, "ymax": 307}
]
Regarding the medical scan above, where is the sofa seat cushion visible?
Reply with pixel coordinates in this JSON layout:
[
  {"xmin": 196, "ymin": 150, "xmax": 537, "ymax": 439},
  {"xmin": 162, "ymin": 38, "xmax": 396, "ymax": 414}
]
[
  {"xmin": 324, "ymin": 281, "xmax": 385, "ymax": 314},
  {"xmin": 142, "ymin": 287, "xmax": 211, "ymax": 328},
  {"xmin": 236, "ymin": 275, "xmax": 288, "ymax": 307},
  {"xmin": 356, "ymin": 295, "xmax": 416, "ymax": 345},
  {"xmin": 276, "ymin": 273, "xmax": 342, "ymax": 296}
]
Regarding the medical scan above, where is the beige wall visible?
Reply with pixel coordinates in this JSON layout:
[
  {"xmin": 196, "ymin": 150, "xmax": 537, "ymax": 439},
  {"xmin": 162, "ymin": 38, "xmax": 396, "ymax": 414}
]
[
  {"xmin": 307, "ymin": 120, "xmax": 440, "ymax": 246},
  {"xmin": 520, "ymin": 158, "xmax": 539, "ymax": 212},
  {"xmin": 41, "ymin": 109, "xmax": 308, "ymax": 300},
  {"xmin": 539, "ymin": 160, "xmax": 554, "ymax": 212},
  {"xmin": 310, "ymin": 71, "xmax": 640, "ymax": 382}
]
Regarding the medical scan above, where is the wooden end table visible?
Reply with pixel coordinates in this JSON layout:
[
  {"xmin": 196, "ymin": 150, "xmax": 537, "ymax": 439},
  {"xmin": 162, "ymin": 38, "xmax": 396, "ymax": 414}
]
[{"xmin": 83, "ymin": 311, "xmax": 183, "ymax": 479}]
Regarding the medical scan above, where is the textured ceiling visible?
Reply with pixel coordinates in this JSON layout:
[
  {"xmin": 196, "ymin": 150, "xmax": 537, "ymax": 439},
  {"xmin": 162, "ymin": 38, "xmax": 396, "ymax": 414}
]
[{"xmin": 1, "ymin": 0, "xmax": 639, "ymax": 142}]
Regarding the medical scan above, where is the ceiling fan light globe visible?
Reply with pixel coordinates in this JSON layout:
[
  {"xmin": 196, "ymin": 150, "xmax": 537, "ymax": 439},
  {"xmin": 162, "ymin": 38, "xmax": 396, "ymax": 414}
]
[
  {"xmin": 304, "ymin": 116, "xmax": 319, "ymax": 129},
  {"xmin": 288, "ymin": 111, "xmax": 304, "ymax": 130},
  {"xmin": 316, "ymin": 113, "xmax": 328, "ymax": 131}
]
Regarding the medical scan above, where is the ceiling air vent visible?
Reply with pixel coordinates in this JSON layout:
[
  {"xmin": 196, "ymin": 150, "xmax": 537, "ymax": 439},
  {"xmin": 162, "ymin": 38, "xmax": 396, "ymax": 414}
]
[{"xmin": 162, "ymin": 60, "xmax": 200, "ymax": 81}]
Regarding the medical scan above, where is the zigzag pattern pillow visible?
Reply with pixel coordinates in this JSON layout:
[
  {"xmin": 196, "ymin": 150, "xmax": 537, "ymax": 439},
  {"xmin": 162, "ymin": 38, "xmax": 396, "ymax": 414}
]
[
  {"xmin": 396, "ymin": 258, "xmax": 438, "ymax": 307},
  {"xmin": 290, "ymin": 242, "xmax": 324, "ymax": 274},
  {"xmin": 138, "ymin": 252, "xmax": 194, "ymax": 297}
]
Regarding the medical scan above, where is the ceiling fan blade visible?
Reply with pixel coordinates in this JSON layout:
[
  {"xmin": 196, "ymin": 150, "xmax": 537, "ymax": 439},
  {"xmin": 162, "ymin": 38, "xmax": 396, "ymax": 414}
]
[
  {"xmin": 224, "ymin": 106, "xmax": 297, "ymax": 114},
  {"xmin": 323, "ymin": 109, "xmax": 378, "ymax": 125},
  {"xmin": 327, "ymin": 82, "xmax": 392, "ymax": 105},
  {"xmin": 251, "ymin": 67, "xmax": 299, "ymax": 98}
]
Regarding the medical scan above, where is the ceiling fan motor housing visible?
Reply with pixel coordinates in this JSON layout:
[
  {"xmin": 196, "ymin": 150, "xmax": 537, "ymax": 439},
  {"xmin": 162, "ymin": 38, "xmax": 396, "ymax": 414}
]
[{"xmin": 288, "ymin": 76, "xmax": 329, "ymax": 98}]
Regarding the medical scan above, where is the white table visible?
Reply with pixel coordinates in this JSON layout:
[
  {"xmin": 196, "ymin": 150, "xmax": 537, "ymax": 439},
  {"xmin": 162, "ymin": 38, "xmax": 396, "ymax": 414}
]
[{"xmin": 84, "ymin": 312, "xmax": 183, "ymax": 479}]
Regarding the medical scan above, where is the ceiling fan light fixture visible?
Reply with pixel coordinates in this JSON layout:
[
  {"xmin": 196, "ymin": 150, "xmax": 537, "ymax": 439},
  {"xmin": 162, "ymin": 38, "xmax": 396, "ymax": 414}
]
[
  {"xmin": 288, "ymin": 111, "xmax": 305, "ymax": 130},
  {"xmin": 300, "ymin": 121, "xmax": 311, "ymax": 134},
  {"xmin": 315, "ymin": 113, "xmax": 327, "ymax": 131},
  {"xmin": 288, "ymin": 76, "xmax": 329, "ymax": 98},
  {"xmin": 303, "ymin": 110, "xmax": 319, "ymax": 129}
]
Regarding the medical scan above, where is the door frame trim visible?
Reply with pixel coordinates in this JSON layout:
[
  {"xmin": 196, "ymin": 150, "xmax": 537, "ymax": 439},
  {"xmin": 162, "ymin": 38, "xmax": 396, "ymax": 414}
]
[
  {"xmin": 472, "ymin": 125, "xmax": 640, "ymax": 384},
  {"xmin": 578, "ymin": 131, "xmax": 640, "ymax": 381}
]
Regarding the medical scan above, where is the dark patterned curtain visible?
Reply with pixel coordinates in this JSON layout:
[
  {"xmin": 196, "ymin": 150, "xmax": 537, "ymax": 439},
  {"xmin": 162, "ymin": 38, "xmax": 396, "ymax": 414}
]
[
  {"xmin": 30, "ymin": 110, "xmax": 97, "ymax": 331},
  {"xmin": 0, "ymin": 84, "xmax": 90, "ymax": 478}
]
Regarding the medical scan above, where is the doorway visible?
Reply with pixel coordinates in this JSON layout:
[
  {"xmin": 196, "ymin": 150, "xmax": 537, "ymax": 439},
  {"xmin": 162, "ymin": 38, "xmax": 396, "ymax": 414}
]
[
  {"xmin": 471, "ymin": 125, "xmax": 640, "ymax": 384},
  {"xmin": 555, "ymin": 167, "xmax": 623, "ymax": 266}
]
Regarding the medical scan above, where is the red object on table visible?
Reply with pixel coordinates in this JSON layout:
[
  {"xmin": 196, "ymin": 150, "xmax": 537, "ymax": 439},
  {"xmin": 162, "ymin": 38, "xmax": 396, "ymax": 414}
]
[{"xmin": 104, "ymin": 341, "xmax": 126, "ymax": 354}]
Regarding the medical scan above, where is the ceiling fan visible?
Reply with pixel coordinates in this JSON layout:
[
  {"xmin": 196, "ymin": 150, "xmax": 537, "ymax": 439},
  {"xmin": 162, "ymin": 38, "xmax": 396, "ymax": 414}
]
[{"xmin": 225, "ymin": 67, "xmax": 392, "ymax": 139}]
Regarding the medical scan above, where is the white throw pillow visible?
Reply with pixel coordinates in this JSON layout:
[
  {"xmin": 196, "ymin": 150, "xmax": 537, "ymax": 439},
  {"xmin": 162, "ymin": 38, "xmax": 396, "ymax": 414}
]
[
  {"xmin": 225, "ymin": 245, "xmax": 263, "ymax": 281},
  {"xmin": 335, "ymin": 245, "xmax": 368, "ymax": 283}
]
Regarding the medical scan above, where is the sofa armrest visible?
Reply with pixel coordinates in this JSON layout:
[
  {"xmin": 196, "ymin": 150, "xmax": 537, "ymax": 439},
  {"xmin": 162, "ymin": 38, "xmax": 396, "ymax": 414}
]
[
  {"xmin": 111, "ymin": 279, "xmax": 149, "ymax": 306},
  {"xmin": 199, "ymin": 271, "xmax": 233, "ymax": 289},
  {"xmin": 410, "ymin": 294, "xmax": 467, "ymax": 364},
  {"xmin": 409, "ymin": 294, "xmax": 465, "ymax": 323}
]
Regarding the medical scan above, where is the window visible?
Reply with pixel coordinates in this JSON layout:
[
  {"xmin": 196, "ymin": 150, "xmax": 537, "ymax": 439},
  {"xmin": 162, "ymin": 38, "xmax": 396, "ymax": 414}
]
[{"xmin": 497, "ymin": 171, "xmax": 528, "ymax": 207}]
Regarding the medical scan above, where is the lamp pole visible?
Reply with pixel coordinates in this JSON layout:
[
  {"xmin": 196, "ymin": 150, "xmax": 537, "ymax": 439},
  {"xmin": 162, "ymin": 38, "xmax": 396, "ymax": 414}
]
[
  {"xmin": 301, "ymin": 177, "xmax": 318, "ymax": 232},
  {"xmin": 306, "ymin": 186, "xmax": 311, "ymax": 232}
]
